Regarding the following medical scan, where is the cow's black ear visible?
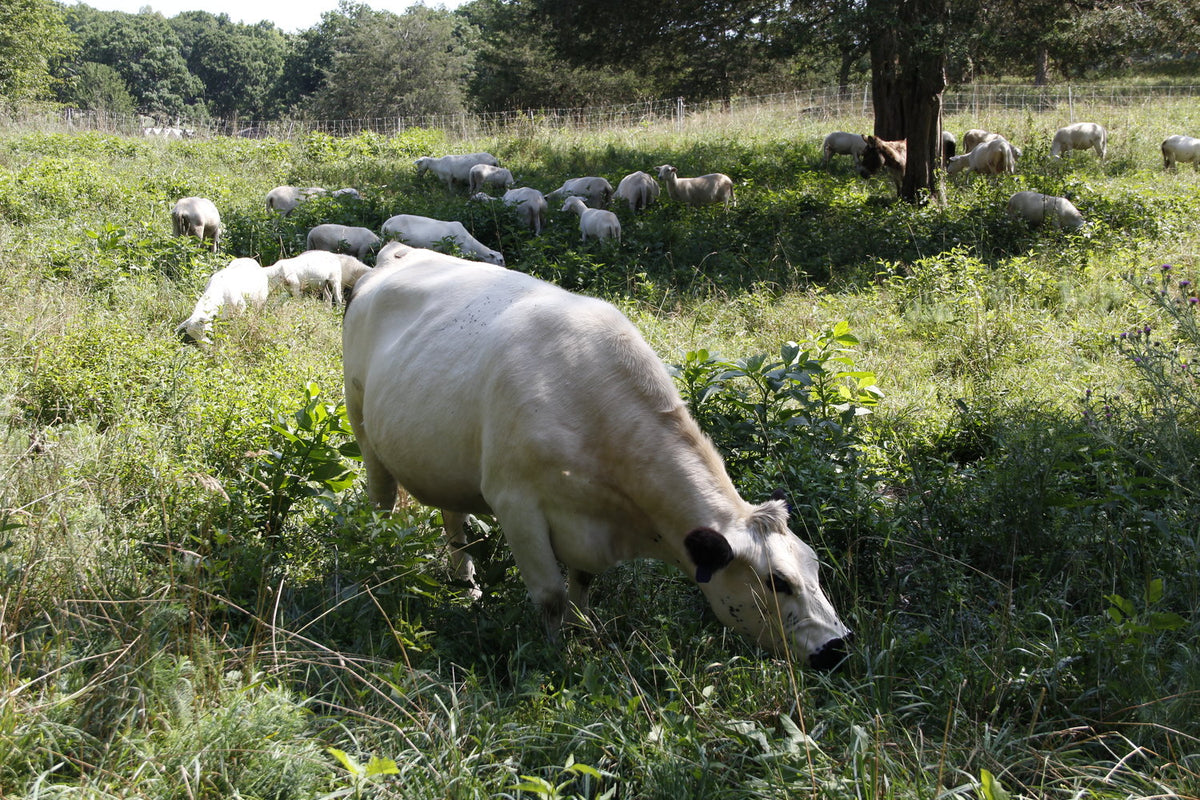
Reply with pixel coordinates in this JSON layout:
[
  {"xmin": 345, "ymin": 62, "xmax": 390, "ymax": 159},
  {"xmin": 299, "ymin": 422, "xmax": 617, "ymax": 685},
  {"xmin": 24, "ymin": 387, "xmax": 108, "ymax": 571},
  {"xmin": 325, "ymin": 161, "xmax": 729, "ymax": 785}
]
[{"xmin": 685, "ymin": 528, "xmax": 734, "ymax": 583}]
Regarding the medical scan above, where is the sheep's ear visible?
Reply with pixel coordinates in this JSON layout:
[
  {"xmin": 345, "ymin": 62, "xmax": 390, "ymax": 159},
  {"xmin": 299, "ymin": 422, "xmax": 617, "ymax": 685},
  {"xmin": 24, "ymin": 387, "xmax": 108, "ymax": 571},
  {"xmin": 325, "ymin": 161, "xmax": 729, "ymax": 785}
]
[{"xmin": 685, "ymin": 528, "xmax": 734, "ymax": 583}]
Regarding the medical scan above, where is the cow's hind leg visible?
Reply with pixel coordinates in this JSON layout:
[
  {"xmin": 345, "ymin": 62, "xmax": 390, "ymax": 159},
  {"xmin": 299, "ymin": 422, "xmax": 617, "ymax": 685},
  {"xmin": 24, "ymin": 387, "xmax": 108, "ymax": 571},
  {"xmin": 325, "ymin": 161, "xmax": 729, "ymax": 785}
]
[{"xmin": 441, "ymin": 510, "xmax": 482, "ymax": 600}]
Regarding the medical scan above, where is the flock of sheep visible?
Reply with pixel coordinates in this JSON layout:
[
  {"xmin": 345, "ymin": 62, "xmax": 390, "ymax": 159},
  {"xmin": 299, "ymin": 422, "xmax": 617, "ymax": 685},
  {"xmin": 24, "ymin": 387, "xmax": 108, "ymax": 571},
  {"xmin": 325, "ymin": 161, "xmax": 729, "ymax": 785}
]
[
  {"xmin": 169, "ymin": 153, "xmax": 736, "ymax": 342},
  {"xmin": 165, "ymin": 153, "xmax": 734, "ymax": 345},
  {"xmin": 170, "ymin": 124, "xmax": 1200, "ymax": 342},
  {"xmin": 828, "ymin": 122, "xmax": 1200, "ymax": 231}
]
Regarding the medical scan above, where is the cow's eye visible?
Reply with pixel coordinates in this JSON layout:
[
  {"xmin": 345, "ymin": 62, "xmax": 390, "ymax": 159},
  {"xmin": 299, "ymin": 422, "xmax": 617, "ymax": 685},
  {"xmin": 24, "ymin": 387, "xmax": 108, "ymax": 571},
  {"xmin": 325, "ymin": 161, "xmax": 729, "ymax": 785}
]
[{"xmin": 769, "ymin": 573, "xmax": 793, "ymax": 595}]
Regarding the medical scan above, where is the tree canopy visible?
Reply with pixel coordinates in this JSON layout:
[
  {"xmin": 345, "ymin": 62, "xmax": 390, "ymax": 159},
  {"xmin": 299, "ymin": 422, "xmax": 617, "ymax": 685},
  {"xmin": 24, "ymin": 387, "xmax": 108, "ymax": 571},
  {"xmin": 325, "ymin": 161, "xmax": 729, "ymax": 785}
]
[
  {"xmin": 30, "ymin": 0, "xmax": 1200, "ymax": 121},
  {"xmin": 0, "ymin": 0, "xmax": 76, "ymax": 102}
]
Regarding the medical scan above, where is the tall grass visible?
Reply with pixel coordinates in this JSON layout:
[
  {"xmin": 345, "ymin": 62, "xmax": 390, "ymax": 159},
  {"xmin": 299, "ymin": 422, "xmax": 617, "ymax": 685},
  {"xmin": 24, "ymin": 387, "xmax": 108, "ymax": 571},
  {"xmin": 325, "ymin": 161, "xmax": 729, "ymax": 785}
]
[{"xmin": 0, "ymin": 98, "xmax": 1197, "ymax": 799}]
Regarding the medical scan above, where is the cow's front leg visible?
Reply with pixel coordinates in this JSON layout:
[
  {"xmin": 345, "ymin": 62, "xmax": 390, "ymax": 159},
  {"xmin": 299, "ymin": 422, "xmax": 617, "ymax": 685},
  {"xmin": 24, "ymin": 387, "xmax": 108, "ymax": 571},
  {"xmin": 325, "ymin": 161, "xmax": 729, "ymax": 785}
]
[{"xmin": 489, "ymin": 497, "xmax": 568, "ymax": 641}]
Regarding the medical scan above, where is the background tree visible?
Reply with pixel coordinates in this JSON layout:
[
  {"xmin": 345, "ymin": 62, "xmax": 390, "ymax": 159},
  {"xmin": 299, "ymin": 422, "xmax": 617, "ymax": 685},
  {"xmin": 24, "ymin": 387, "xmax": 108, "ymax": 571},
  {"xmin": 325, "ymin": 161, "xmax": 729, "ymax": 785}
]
[
  {"xmin": 866, "ymin": 0, "xmax": 948, "ymax": 203},
  {"xmin": 170, "ymin": 12, "xmax": 287, "ymax": 119},
  {"xmin": 0, "ymin": 0, "xmax": 76, "ymax": 102},
  {"xmin": 459, "ymin": 0, "xmax": 651, "ymax": 110},
  {"xmin": 307, "ymin": 3, "xmax": 476, "ymax": 120},
  {"xmin": 57, "ymin": 61, "xmax": 136, "ymax": 114},
  {"xmin": 64, "ymin": 6, "xmax": 203, "ymax": 118}
]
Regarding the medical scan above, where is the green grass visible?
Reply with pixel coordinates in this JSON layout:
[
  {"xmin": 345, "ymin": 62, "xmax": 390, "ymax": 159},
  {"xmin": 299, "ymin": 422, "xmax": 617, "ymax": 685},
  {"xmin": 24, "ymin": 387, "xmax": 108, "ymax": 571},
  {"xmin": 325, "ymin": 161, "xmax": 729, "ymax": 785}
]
[{"xmin": 0, "ymin": 95, "xmax": 1198, "ymax": 799}]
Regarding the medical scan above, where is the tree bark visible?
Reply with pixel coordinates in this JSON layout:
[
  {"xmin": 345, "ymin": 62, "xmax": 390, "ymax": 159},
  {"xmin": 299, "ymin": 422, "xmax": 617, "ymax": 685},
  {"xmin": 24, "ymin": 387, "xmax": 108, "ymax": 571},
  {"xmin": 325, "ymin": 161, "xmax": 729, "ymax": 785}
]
[{"xmin": 867, "ymin": 0, "xmax": 948, "ymax": 204}]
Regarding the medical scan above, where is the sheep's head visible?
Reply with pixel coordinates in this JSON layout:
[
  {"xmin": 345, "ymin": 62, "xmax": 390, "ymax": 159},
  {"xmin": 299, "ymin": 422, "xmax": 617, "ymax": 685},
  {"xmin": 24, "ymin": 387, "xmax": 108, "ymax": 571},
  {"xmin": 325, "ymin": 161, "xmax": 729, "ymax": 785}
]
[
  {"xmin": 654, "ymin": 164, "xmax": 677, "ymax": 180},
  {"xmin": 560, "ymin": 196, "xmax": 586, "ymax": 215},
  {"xmin": 414, "ymin": 157, "xmax": 431, "ymax": 176}
]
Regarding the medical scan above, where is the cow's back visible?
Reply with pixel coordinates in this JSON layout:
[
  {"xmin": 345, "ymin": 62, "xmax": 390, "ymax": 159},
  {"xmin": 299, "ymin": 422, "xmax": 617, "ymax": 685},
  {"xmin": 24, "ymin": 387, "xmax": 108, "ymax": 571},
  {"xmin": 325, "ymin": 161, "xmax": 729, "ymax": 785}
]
[{"xmin": 344, "ymin": 251, "xmax": 680, "ymax": 513}]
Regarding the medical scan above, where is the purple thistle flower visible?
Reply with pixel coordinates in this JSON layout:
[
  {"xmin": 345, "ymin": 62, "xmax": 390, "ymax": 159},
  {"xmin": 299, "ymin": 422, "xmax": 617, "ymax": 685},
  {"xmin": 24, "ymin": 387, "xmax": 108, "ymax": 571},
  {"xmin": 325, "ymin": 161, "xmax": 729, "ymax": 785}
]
[
  {"xmin": 1181, "ymin": 280, "xmax": 1192, "ymax": 289},
  {"xmin": 1162, "ymin": 264, "xmax": 1173, "ymax": 272}
]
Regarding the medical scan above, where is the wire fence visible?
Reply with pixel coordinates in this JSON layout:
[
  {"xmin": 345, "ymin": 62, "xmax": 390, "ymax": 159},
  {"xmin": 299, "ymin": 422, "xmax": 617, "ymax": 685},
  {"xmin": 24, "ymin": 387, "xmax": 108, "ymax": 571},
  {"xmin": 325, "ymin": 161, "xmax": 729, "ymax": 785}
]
[{"xmin": 4, "ymin": 83, "xmax": 1200, "ymax": 141}]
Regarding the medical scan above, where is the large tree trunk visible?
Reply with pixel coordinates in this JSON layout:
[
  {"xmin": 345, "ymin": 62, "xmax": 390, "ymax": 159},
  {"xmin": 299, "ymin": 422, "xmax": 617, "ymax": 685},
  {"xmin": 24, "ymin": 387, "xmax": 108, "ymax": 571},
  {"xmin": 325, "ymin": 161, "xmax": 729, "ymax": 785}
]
[{"xmin": 867, "ymin": 0, "xmax": 948, "ymax": 204}]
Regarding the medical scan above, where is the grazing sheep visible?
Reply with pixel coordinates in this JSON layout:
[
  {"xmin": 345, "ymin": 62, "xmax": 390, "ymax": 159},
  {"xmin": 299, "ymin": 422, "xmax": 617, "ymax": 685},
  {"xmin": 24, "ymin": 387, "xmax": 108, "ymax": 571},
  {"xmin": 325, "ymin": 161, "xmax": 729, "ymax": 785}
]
[
  {"xmin": 381, "ymin": 213, "xmax": 505, "ymax": 266},
  {"xmin": 822, "ymin": 131, "xmax": 869, "ymax": 164},
  {"xmin": 334, "ymin": 254, "xmax": 372, "ymax": 301},
  {"xmin": 468, "ymin": 164, "xmax": 515, "ymax": 195},
  {"xmin": 858, "ymin": 137, "xmax": 907, "ymax": 197},
  {"xmin": 962, "ymin": 129, "xmax": 1002, "ymax": 153},
  {"xmin": 415, "ymin": 153, "xmax": 500, "ymax": 190},
  {"xmin": 473, "ymin": 187, "xmax": 549, "ymax": 235},
  {"xmin": 545, "ymin": 176, "xmax": 614, "ymax": 208},
  {"xmin": 561, "ymin": 196, "xmax": 621, "ymax": 243},
  {"xmin": 306, "ymin": 224, "xmax": 382, "ymax": 261},
  {"xmin": 942, "ymin": 130, "xmax": 957, "ymax": 162},
  {"xmin": 266, "ymin": 185, "xmax": 326, "ymax": 215},
  {"xmin": 332, "ymin": 187, "xmax": 362, "ymax": 199},
  {"xmin": 946, "ymin": 137, "xmax": 1019, "ymax": 176},
  {"xmin": 1007, "ymin": 190, "xmax": 1086, "ymax": 231},
  {"xmin": 1162, "ymin": 135, "xmax": 1200, "ymax": 170},
  {"xmin": 654, "ymin": 164, "xmax": 736, "ymax": 208},
  {"xmin": 262, "ymin": 250, "xmax": 345, "ymax": 306},
  {"xmin": 1050, "ymin": 122, "xmax": 1106, "ymax": 159},
  {"xmin": 171, "ymin": 196, "xmax": 222, "ymax": 252},
  {"xmin": 613, "ymin": 171, "xmax": 661, "ymax": 212},
  {"xmin": 176, "ymin": 257, "xmax": 268, "ymax": 343}
]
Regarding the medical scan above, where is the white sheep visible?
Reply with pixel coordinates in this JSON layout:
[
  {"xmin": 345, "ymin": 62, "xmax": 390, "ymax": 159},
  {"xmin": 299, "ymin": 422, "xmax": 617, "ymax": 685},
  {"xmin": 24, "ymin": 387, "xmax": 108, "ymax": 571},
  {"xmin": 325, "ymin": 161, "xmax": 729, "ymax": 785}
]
[
  {"xmin": 613, "ymin": 171, "xmax": 661, "ymax": 211},
  {"xmin": 545, "ymin": 176, "xmax": 614, "ymax": 208},
  {"xmin": 306, "ymin": 223, "xmax": 382, "ymax": 261},
  {"xmin": 1050, "ymin": 122, "xmax": 1106, "ymax": 159},
  {"xmin": 468, "ymin": 164, "xmax": 515, "ymax": 195},
  {"xmin": 962, "ymin": 129, "xmax": 1001, "ymax": 153},
  {"xmin": 561, "ymin": 196, "xmax": 621, "ymax": 243},
  {"xmin": 262, "ymin": 250, "xmax": 345, "ymax": 306},
  {"xmin": 946, "ymin": 137, "xmax": 1019, "ymax": 176},
  {"xmin": 381, "ymin": 214, "xmax": 505, "ymax": 266},
  {"xmin": 1161, "ymin": 135, "xmax": 1200, "ymax": 170},
  {"xmin": 170, "ymin": 196, "xmax": 221, "ymax": 252},
  {"xmin": 175, "ymin": 257, "xmax": 268, "ymax": 343},
  {"xmin": 332, "ymin": 187, "xmax": 362, "ymax": 199},
  {"xmin": 654, "ymin": 164, "xmax": 736, "ymax": 208},
  {"xmin": 415, "ymin": 153, "xmax": 500, "ymax": 190},
  {"xmin": 1007, "ymin": 191, "xmax": 1086, "ymax": 231},
  {"xmin": 334, "ymin": 254, "xmax": 372, "ymax": 299},
  {"xmin": 822, "ymin": 131, "xmax": 868, "ymax": 164},
  {"xmin": 265, "ymin": 185, "xmax": 327, "ymax": 215},
  {"xmin": 473, "ymin": 187, "xmax": 549, "ymax": 235}
]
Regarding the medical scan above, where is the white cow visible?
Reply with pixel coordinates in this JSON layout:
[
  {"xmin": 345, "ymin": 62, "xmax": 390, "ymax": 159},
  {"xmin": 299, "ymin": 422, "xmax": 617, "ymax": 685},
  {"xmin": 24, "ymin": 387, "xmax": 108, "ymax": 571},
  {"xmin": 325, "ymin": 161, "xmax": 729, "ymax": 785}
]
[
  {"xmin": 380, "ymin": 214, "xmax": 504, "ymax": 266},
  {"xmin": 1050, "ymin": 122, "xmax": 1106, "ymax": 159},
  {"xmin": 342, "ymin": 251, "xmax": 852, "ymax": 666}
]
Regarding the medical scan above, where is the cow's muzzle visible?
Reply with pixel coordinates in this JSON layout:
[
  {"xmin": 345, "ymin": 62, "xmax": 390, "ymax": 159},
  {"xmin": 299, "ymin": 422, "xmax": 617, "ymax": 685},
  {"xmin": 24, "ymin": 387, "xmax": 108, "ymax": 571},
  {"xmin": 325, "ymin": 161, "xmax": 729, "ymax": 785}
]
[{"xmin": 808, "ymin": 634, "xmax": 852, "ymax": 671}]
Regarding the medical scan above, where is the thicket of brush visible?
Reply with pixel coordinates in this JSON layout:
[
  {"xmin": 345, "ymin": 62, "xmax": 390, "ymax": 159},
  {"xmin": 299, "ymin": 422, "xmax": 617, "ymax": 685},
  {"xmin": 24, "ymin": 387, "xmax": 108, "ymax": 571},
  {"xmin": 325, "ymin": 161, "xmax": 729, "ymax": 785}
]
[{"xmin": 0, "ymin": 97, "xmax": 1197, "ymax": 799}]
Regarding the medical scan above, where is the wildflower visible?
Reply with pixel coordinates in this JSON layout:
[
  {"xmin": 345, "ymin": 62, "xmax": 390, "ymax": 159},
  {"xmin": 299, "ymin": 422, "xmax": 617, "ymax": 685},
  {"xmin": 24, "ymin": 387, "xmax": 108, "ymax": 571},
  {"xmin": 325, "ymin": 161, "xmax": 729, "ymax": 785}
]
[
  {"xmin": 1162, "ymin": 264, "xmax": 1173, "ymax": 272},
  {"xmin": 1181, "ymin": 280, "xmax": 1192, "ymax": 289},
  {"xmin": 1190, "ymin": 297, "xmax": 1199, "ymax": 306}
]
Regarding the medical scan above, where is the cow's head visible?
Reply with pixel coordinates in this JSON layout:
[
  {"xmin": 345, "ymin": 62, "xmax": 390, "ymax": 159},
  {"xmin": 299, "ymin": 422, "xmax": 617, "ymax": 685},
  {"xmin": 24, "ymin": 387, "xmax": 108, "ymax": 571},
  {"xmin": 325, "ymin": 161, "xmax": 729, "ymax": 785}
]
[{"xmin": 686, "ymin": 499, "xmax": 851, "ymax": 669}]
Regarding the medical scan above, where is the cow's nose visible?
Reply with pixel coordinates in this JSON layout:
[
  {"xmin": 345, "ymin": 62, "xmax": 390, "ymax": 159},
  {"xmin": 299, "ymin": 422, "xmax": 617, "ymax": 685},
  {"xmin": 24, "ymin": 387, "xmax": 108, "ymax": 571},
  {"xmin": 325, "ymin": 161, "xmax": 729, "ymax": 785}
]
[{"xmin": 809, "ymin": 634, "xmax": 852, "ymax": 671}]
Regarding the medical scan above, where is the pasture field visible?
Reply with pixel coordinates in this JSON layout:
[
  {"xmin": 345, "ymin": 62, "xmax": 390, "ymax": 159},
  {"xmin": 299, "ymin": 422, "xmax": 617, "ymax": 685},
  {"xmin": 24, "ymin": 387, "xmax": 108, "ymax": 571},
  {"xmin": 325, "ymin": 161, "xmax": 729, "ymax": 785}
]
[{"xmin": 0, "ymin": 97, "xmax": 1198, "ymax": 799}]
